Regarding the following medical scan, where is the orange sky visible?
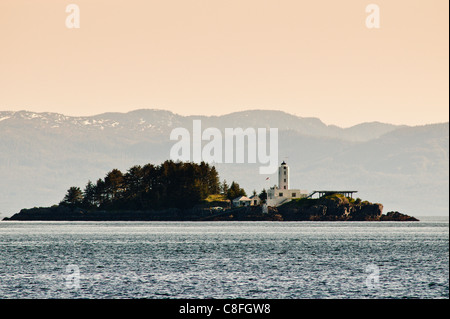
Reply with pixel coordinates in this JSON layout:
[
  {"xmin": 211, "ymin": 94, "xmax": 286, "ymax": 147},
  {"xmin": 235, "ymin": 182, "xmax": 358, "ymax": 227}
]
[{"xmin": 0, "ymin": 0, "xmax": 448, "ymax": 127}]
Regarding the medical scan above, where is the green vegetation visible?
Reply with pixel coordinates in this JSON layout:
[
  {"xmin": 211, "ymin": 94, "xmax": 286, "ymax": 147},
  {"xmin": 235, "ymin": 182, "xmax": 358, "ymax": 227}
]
[
  {"xmin": 287, "ymin": 194, "xmax": 356, "ymax": 208},
  {"xmin": 284, "ymin": 194, "xmax": 378, "ymax": 210},
  {"xmin": 61, "ymin": 186, "xmax": 83, "ymax": 206},
  {"xmin": 324, "ymin": 193, "xmax": 346, "ymax": 201},
  {"xmin": 226, "ymin": 181, "xmax": 247, "ymax": 200},
  {"xmin": 259, "ymin": 189, "xmax": 268, "ymax": 203},
  {"xmin": 203, "ymin": 194, "xmax": 228, "ymax": 202},
  {"xmin": 60, "ymin": 160, "xmax": 223, "ymax": 210},
  {"xmin": 59, "ymin": 160, "xmax": 253, "ymax": 213}
]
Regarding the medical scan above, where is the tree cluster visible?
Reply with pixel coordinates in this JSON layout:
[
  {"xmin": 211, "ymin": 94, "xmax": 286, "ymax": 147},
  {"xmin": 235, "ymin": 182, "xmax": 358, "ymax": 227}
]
[
  {"xmin": 225, "ymin": 181, "xmax": 247, "ymax": 200},
  {"xmin": 60, "ymin": 161, "xmax": 221, "ymax": 210}
]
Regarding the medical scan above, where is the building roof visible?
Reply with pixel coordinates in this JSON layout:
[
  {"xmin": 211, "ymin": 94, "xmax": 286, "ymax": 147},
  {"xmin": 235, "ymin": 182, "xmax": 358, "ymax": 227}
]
[{"xmin": 232, "ymin": 196, "xmax": 251, "ymax": 201}]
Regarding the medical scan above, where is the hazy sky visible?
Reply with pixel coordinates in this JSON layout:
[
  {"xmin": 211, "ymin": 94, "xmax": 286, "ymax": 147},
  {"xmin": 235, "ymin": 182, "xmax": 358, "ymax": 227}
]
[{"xmin": 0, "ymin": 0, "xmax": 448, "ymax": 127}]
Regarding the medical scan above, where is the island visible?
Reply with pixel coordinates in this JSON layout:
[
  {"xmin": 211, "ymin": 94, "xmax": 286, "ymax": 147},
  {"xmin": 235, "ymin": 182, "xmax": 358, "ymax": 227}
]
[
  {"xmin": 2, "ymin": 193, "xmax": 418, "ymax": 221},
  {"xmin": 2, "ymin": 160, "xmax": 418, "ymax": 222}
]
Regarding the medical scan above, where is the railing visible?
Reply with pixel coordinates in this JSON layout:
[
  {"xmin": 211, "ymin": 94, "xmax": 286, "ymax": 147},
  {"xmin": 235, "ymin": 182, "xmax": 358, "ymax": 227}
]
[{"xmin": 306, "ymin": 191, "xmax": 318, "ymax": 199}]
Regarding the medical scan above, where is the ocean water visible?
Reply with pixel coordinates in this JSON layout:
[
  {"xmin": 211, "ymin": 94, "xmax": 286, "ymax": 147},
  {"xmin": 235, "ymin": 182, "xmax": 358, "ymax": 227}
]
[{"xmin": 0, "ymin": 218, "xmax": 448, "ymax": 299}]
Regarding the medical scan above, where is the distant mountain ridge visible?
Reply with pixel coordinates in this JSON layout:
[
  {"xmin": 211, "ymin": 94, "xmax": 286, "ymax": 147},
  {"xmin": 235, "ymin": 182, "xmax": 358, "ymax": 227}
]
[
  {"xmin": 0, "ymin": 109, "xmax": 402, "ymax": 142},
  {"xmin": 0, "ymin": 109, "xmax": 448, "ymax": 217}
]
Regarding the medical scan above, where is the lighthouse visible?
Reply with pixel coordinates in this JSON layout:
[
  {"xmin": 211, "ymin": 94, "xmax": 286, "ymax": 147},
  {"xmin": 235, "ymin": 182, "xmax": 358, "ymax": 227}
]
[
  {"xmin": 278, "ymin": 161, "xmax": 289, "ymax": 190},
  {"xmin": 267, "ymin": 161, "xmax": 308, "ymax": 206}
]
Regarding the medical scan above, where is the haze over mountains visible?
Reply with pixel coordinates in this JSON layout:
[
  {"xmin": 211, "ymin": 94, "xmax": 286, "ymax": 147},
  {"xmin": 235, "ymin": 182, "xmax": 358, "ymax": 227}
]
[{"xmin": 0, "ymin": 109, "xmax": 448, "ymax": 217}]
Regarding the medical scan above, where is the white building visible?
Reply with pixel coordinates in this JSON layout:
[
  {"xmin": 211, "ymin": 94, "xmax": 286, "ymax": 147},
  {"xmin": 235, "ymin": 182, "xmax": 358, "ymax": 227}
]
[
  {"xmin": 232, "ymin": 196, "xmax": 252, "ymax": 207},
  {"xmin": 267, "ymin": 161, "xmax": 308, "ymax": 206},
  {"xmin": 249, "ymin": 194, "xmax": 261, "ymax": 206}
]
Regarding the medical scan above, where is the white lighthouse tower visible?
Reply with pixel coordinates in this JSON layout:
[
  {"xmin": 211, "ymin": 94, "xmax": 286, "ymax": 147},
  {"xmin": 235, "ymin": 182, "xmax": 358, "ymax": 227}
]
[
  {"xmin": 278, "ymin": 161, "xmax": 289, "ymax": 190},
  {"xmin": 267, "ymin": 161, "xmax": 308, "ymax": 206}
]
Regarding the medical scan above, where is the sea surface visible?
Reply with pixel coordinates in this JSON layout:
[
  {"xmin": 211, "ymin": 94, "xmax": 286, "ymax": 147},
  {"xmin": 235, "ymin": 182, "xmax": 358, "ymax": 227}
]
[{"xmin": 0, "ymin": 217, "xmax": 448, "ymax": 299}]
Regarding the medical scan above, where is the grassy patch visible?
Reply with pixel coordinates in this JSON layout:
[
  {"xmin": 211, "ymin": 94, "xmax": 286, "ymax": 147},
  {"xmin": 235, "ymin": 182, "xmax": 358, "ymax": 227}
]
[{"xmin": 203, "ymin": 194, "xmax": 228, "ymax": 202}]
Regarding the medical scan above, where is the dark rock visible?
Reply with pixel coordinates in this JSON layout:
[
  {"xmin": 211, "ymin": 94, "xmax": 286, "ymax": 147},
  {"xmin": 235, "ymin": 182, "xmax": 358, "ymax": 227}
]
[
  {"xmin": 380, "ymin": 211, "xmax": 419, "ymax": 221},
  {"xmin": 3, "ymin": 197, "xmax": 419, "ymax": 222},
  {"xmin": 276, "ymin": 195, "xmax": 416, "ymax": 221},
  {"xmin": 348, "ymin": 203, "xmax": 383, "ymax": 221}
]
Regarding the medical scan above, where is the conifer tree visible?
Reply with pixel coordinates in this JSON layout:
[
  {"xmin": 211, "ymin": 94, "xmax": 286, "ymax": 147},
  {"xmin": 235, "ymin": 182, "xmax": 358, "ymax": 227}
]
[{"xmin": 61, "ymin": 187, "xmax": 83, "ymax": 206}]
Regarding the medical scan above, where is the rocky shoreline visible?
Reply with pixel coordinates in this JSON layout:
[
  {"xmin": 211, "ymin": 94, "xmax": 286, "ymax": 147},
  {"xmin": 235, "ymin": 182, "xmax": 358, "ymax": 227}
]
[
  {"xmin": 3, "ymin": 195, "xmax": 418, "ymax": 221},
  {"xmin": 274, "ymin": 195, "xmax": 419, "ymax": 221}
]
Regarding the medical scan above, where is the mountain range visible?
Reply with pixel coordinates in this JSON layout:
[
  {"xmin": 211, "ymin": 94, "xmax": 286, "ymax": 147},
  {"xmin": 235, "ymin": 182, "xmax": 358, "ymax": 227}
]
[{"xmin": 0, "ymin": 109, "xmax": 448, "ymax": 217}]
